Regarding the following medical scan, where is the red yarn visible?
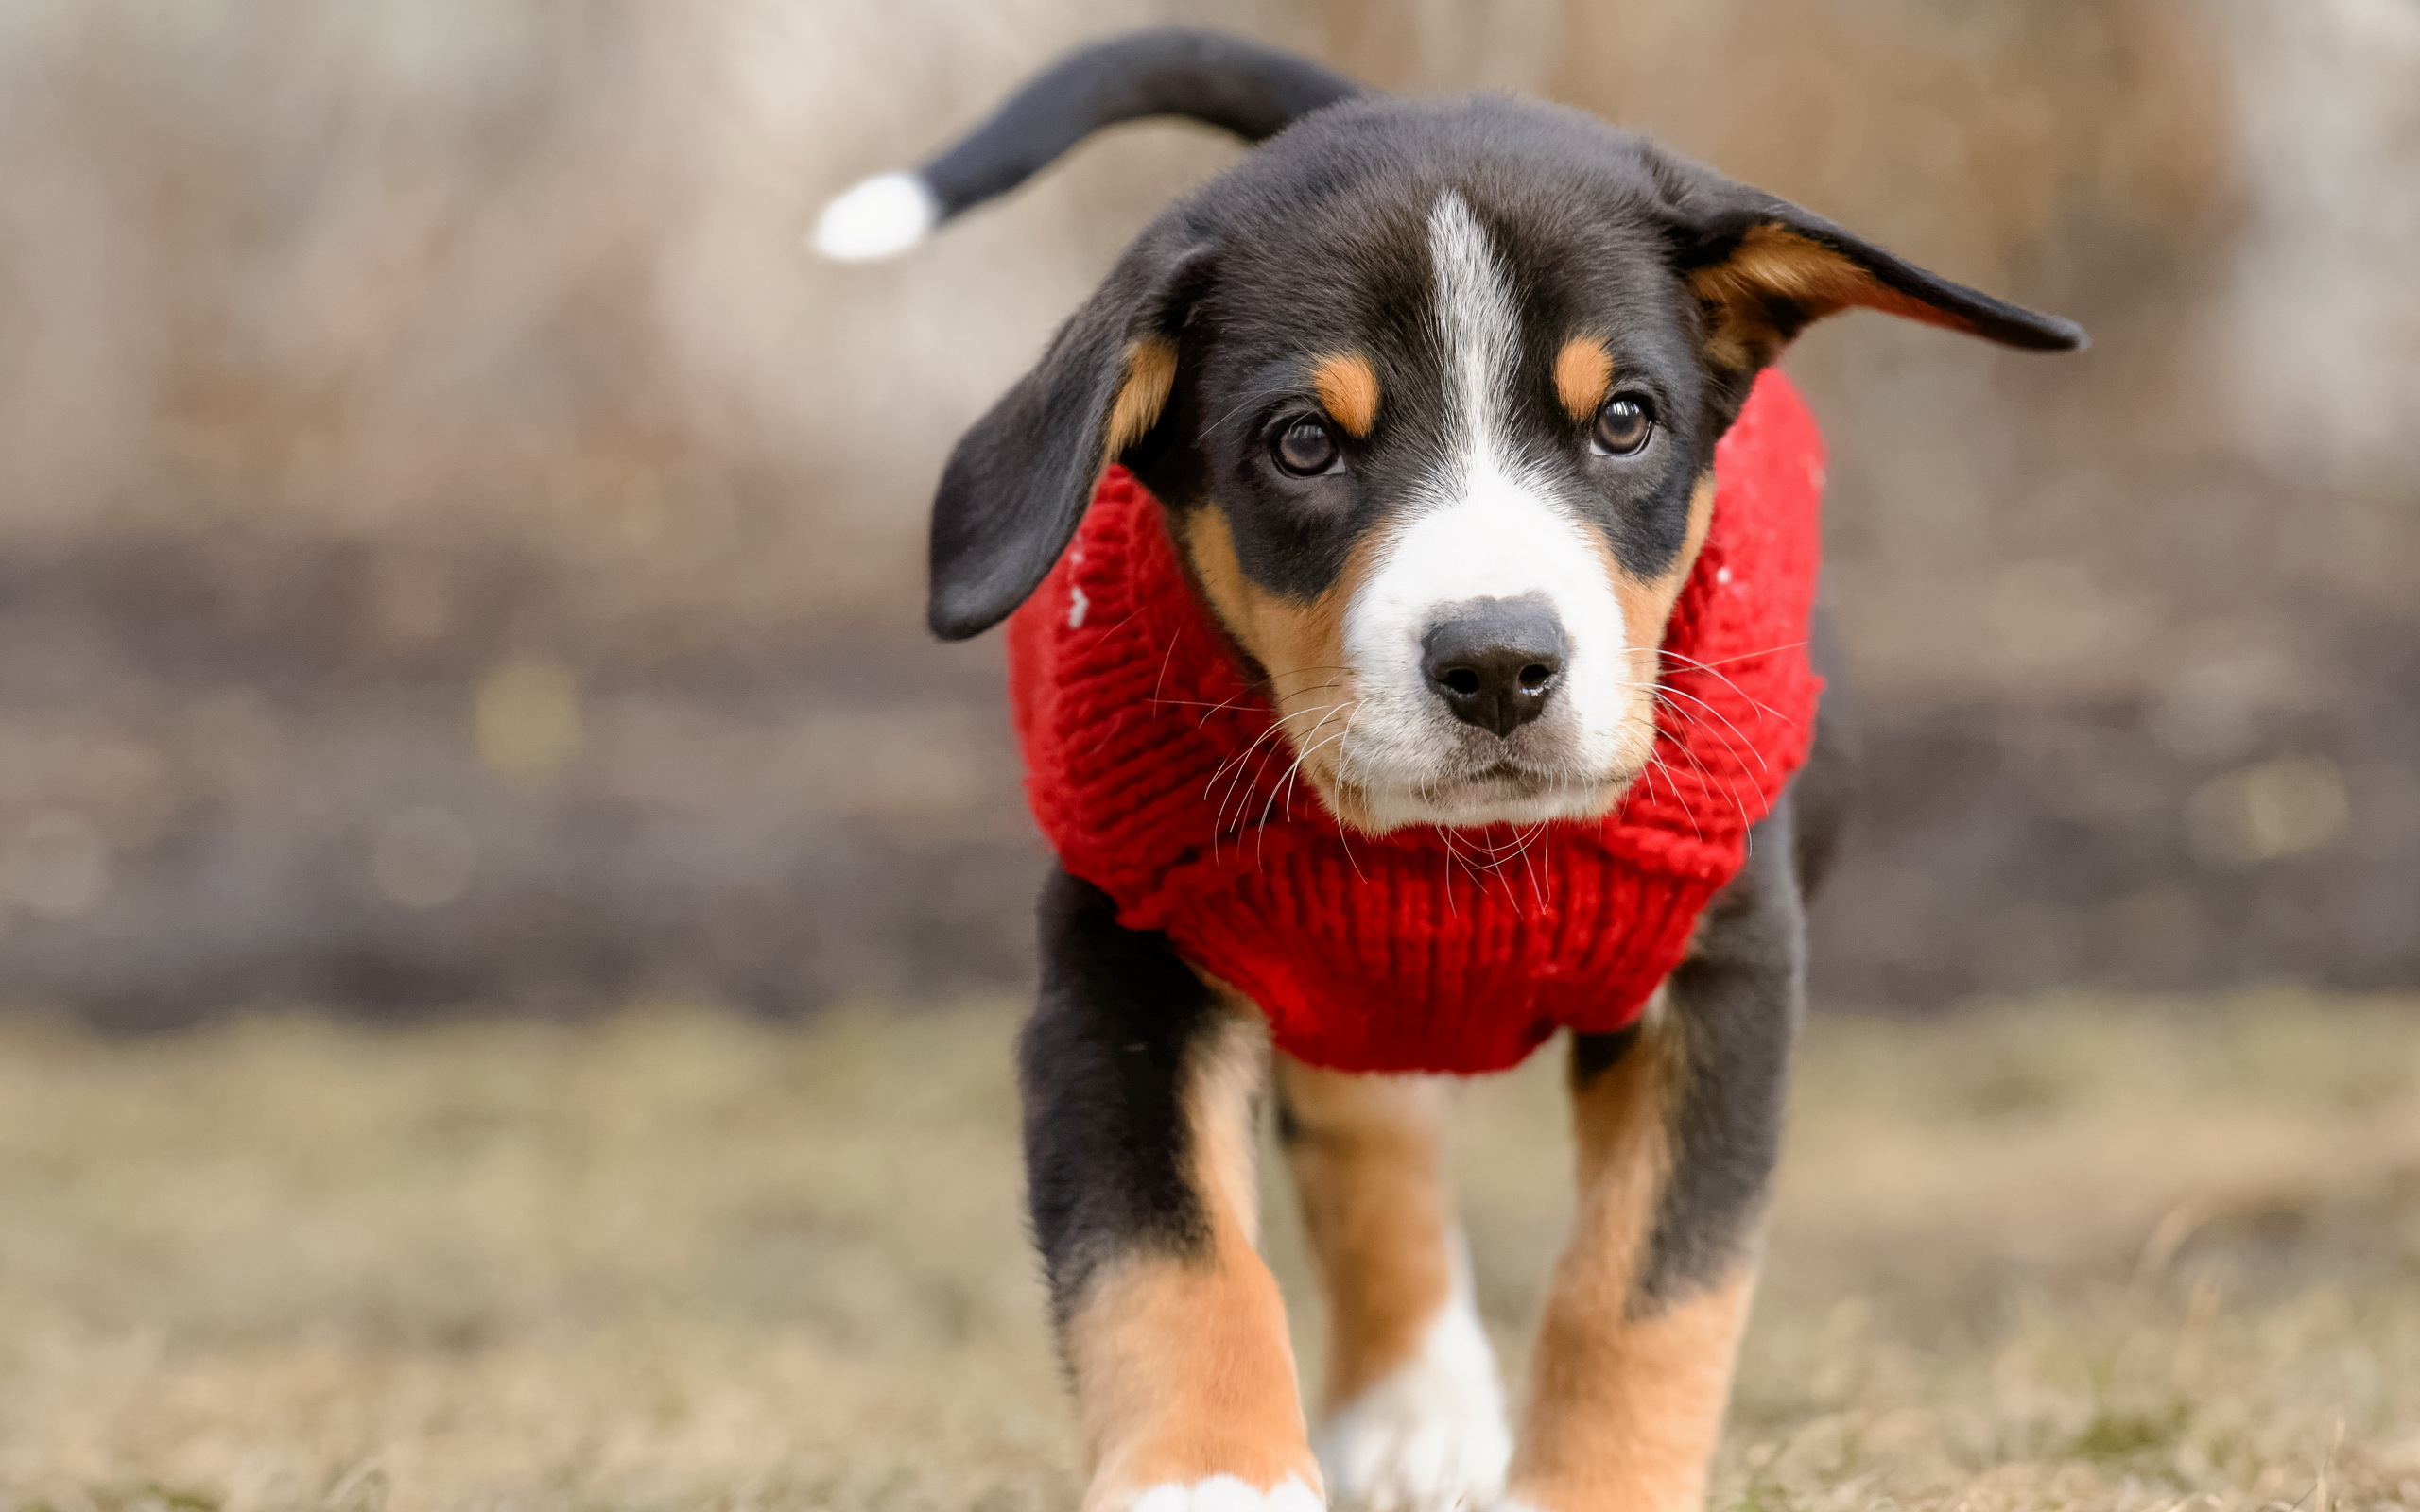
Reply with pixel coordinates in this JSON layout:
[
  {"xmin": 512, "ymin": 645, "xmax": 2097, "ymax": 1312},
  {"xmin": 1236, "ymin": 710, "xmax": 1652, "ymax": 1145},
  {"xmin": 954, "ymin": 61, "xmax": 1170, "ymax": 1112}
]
[{"xmin": 1006, "ymin": 370, "xmax": 1826, "ymax": 1074}]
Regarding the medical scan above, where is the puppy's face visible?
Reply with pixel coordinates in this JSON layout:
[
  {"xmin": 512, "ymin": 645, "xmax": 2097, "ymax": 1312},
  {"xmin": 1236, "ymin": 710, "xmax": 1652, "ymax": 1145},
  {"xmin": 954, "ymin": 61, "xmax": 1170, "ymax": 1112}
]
[
  {"xmin": 1157, "ymin": 184, "xmax": 1717, "ymax": 832},
  {"xmin": 929, "ymin": 97, "xmax": 2083, "ymax": 833}
]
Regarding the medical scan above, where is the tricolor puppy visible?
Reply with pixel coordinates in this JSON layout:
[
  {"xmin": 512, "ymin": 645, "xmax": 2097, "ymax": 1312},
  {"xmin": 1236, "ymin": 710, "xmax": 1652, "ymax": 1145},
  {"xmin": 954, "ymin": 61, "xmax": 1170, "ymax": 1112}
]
[{"xmin": 817, "ymin": 30, "xmax": 2083, "ymax": 1512}]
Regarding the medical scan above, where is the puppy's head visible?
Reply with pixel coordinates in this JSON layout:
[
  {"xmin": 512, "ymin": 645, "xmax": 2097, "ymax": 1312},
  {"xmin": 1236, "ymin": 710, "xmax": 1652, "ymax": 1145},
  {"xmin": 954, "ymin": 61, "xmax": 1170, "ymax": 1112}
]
[{"xmin": 931, "ymin": 95, "xmax": 2082, "ymax": 833}]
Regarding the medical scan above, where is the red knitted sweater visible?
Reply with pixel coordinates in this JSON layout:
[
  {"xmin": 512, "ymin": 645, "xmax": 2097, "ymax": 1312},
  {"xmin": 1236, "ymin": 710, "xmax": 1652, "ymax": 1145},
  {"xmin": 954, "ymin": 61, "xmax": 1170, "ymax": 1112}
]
[{"xmin": 1007, "ymin": 370, "xmax": 1825, "ymax": 1074}]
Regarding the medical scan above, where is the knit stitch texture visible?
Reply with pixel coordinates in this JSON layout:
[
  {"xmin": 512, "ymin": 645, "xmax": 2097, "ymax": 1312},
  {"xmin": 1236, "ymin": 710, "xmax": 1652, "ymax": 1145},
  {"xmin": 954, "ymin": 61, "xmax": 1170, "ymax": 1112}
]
[{"xmin": 1007, "ymin": 369, "xmax": 1826, "ymax": 1073}]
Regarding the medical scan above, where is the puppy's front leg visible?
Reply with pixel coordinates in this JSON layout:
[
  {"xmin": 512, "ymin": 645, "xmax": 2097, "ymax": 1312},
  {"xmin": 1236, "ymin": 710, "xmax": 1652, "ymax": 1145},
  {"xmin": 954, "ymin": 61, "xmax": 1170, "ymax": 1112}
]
[
  {"xmin": 1277, "ymin": 1060, "xmax": 1510, "ymax": 1512},
  {"xmin": 1504, "ymin": 806, "xmax": 1805, "ymax": 1512},
  {"xmin": 1025, "ymin": 869, "xmax": 1321, "ymax": 1512}
]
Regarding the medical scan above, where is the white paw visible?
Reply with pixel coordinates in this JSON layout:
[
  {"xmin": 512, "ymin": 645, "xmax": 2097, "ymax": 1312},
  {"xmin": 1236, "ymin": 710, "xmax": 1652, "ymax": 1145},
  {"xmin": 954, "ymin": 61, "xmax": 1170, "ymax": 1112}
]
[
  {"xmin": 1126, "ymin": 1475, "xmax": 1324, "ymax": 1512},
  {"xmin": 1314, "ymin": 1290, "xmax": 1511, "ymax": 1512}
]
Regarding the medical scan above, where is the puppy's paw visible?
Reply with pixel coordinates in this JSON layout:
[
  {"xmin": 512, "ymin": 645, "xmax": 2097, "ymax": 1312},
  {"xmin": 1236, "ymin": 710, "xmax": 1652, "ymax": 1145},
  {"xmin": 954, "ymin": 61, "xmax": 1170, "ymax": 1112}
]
[
  {"xmin": 1314, "ymin": 1297, "xmax": 1511, "ymax": 1512},
  {"xmin": 1118, "ymin": 1475, "xmax": 1325, "ymax": 1512}
]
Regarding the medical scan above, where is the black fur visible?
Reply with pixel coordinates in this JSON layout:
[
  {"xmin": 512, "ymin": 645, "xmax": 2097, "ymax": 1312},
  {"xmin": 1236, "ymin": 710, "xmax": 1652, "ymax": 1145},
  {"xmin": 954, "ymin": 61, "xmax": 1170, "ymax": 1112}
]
[
  {"xmin": 1631, "ymin": 794, "xmax": 1808, "ymax": 1314},
  {"xmin": 927, "ymin": 233, "xmax": 1207, "ymax": 638},
  {"xmin": 1793, "ymin": 603, "xmax": 1862, "ymax": 893},
  {"xmin": 1020, "ymin": 868, "xmax": 1224, "ymax": 1325},
  {"xmin": 1563, "ymin": 642, "xmax": 1850, "ymax": 1314},
  {"xmin": 922, "ymin": 29, "xmax": 1360, "ymax": 219},
  {"xmin": 1567, "ymin": 1022, "xmax": 1640, "ymax": 1086}
]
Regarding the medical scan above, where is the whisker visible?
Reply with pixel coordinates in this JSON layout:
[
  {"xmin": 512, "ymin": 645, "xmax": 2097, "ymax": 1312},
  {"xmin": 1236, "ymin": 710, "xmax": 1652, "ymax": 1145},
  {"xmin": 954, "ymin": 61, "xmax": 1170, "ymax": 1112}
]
[
  {"xmin": 1256, "ymin": 702, "xmax": 1353, "ymax": 861},
  {"xmin": 1651, "ymin": 718, "xmax": 1754, "ymax": 833},
  {"xmin": 1307, "ymin": 701, "xmax": 1370, "ymax": 885},
  {"xmin": 1274, "ymin": 700, "xmax": 1357, "ymax": 830},
  {"xmin": 1204, "ymin": 712, "xmax": 1322, "ymax": 856},
  {"xmin": 1664, "ymin": 641, "xmax": 1806, "ymax": 670},
  {"xmin": 1618, "ymin": 678, "xmax": 1770, "ymax": 777},
  {"xmin": 1657, "ymin": 647, "xmax": 1802, "ymax": 728},
  {"xmin": 1229, "ymin": 696, "xmax": 1364, "ymax": 836}
]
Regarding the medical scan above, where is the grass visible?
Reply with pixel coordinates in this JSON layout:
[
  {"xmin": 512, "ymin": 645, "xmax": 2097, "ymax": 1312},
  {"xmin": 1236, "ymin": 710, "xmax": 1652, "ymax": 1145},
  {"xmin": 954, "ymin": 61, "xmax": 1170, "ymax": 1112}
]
[{"xmin": 1, "ymin": 993, "xmax": 2417, "ymax": 1511}]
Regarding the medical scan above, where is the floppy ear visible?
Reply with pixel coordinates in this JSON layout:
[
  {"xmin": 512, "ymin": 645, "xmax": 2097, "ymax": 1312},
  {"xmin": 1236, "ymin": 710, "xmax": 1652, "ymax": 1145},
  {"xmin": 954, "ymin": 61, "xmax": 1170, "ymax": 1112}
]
[
  {"xmin": 927, "ymin": 234, "xmax": 1206, "ymax": 640},
  {"xmin": 1664, "ymin": 175, "xmax": 2086, "ymax": 387}
]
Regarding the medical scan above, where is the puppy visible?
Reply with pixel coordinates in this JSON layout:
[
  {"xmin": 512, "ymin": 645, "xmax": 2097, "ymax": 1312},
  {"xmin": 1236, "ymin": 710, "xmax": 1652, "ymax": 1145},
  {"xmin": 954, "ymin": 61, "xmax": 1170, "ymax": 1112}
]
[{"xmin": 818, "ymin": 30, "xmax": 2083, "ymax": 1512}]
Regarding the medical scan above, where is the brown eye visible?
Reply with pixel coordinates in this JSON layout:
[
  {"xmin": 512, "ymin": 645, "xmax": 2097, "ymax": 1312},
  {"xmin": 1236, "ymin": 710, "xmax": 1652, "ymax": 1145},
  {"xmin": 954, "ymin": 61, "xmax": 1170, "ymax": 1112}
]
[
  {"xmin": 1592, "ymin": 394, "xmax": 1654, "ymax": 456},
  {"xmin": 1271, "ymin": 417, "xmax": 1341, "ymax": 477}
]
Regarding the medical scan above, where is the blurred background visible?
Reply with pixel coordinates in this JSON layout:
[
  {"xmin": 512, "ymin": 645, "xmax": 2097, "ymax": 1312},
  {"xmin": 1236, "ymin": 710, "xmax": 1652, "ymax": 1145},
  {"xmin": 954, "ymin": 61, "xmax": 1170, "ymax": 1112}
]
[
  {"xmin": 5, "ymin": 8, "xmax": 2420, "ymax": 1509},
  {"xmin": 0, "ymin": 0, "xmax": 2414, "ymax": 1027}
]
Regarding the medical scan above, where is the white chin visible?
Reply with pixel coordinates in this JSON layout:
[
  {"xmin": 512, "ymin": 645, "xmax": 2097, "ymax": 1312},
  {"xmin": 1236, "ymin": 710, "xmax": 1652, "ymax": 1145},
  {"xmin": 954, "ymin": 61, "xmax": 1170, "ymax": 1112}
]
[{"xmin": 1346, "ymin": 770, "xmax": 1624, "ymax": 834}]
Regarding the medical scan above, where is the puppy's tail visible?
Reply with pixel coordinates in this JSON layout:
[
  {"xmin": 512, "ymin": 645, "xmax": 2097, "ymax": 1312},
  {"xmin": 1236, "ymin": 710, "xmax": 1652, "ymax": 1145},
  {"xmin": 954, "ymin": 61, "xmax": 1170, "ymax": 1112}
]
[{"xmin": 811, "ymin": 29, "xmax": 1361, "ymax": 262}]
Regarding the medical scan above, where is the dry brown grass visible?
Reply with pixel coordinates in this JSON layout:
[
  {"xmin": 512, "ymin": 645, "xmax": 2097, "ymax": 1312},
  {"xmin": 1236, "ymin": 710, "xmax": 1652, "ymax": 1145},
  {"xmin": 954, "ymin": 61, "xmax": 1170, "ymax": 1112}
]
[{"xmin": 2, "ymin": 995, "xmax": 2417, "ymax": 1512}]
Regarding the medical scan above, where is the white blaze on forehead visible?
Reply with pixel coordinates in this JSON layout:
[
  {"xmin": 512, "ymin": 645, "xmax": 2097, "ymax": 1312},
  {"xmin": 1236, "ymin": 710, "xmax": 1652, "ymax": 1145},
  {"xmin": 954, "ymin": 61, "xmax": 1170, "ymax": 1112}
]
[
  {"xmin": 1426, "ymin": 190, "xmax": 1524, "ymax": 480},
  {"xmin": 1333, "ymin": 191, "xmax": 1633, "ymax": 828}
]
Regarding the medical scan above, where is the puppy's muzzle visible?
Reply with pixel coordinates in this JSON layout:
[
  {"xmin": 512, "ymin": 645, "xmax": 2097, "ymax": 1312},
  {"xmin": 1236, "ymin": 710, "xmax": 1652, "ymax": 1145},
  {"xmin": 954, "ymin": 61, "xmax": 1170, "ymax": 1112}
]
[{"xmin": 1421, "ymin": 593, "xmax": 1567, "ymax": 740}]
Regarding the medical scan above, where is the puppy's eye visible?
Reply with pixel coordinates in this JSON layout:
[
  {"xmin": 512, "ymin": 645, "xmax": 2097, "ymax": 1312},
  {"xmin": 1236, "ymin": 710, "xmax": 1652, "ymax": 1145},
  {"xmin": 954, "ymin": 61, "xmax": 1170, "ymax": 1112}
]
[
  {"xmin": 1270, "ymin": 417, "xmax": 1342, "ymax": 477},
  {"xmin": 1592, "ymin": 394, "xmax": 1655, "ymax": 456}
]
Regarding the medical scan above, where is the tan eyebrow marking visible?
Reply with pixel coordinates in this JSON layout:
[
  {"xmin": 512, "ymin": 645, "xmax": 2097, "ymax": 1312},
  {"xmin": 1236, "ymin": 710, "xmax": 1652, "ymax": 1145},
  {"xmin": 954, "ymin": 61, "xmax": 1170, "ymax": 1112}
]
[
  {"xmin": 1554, "ymin": 335, "xmax": 1616, "ymax": 423},
  {"xmin": 1310, "ymin": 352, "xmax": 1381, "ymax": 438},
  {"xmin": 1105, "ymin": 336, "xmax": 1179, "ymax": 458}
]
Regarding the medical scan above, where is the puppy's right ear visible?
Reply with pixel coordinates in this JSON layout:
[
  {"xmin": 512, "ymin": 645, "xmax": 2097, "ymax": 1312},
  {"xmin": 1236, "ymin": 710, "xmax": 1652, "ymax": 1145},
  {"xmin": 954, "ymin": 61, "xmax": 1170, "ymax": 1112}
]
[{"xmin": 928, "ymin": 234, "xmax": 1206, "ymax": 640}]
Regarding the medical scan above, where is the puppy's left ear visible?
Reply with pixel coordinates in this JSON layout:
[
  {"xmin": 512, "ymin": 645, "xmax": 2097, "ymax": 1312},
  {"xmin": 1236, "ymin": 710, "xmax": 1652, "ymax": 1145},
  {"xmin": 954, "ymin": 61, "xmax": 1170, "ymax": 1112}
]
[
  {"xmin": 1663, "ymin": 170, "xmax": 2086, "ymax": 388},
  {"xmin": 927, "ymin": 232, "xmax": 1207, "ymax": 640}
]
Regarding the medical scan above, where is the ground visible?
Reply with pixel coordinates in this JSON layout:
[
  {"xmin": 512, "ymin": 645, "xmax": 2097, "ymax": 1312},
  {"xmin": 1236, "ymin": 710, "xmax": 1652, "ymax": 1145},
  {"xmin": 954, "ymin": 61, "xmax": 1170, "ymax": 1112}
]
[{"xmin": 1, "ymin": 994, "xmax": 2416, "ymax": 1512}]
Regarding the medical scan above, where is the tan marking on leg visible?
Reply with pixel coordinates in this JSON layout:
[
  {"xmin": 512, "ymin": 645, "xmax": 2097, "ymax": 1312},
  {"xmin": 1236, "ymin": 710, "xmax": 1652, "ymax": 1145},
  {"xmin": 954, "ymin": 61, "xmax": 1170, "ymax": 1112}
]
[
  {"xmin": 1553, "ymin": 336, "xmax": 1615, "ymax": 423},
  {"xmin": 1068, "ymin": 1009, "xmax": 1319, "ymax": 1511},
  {"xmin": 1511, "ymin": 1275, "xmax": 1757, "ymax": 1512},
  {"xmin": 1106, "ymin": 336, "xmax": 1179, "ymax": 458},
  {"xmin": 1276, "ymin": 1056, "xmax": 1458, "ymax": 1410},
  {"xmin": 1311, "ymin": 352, "xmax": 1382, "ymax": 438},
  {"xmin": 1189, "ymin": 1007, "xmax": 1273, "ymax": 1252},
  {"xmin": 1505, "ymin": 1013, "xmax": 1761, "ymax": 1512},
  {"xmin": 1181, "ymin": 507, "xmax": 1385, "ymax": 826},
  {"xmin": 1071, "ymin": 1256, "xmax": 1319, "ymax": 1509}
]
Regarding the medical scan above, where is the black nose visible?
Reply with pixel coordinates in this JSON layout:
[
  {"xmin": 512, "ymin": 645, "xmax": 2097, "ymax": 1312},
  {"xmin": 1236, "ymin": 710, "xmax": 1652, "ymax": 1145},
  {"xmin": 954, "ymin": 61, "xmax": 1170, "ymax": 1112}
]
[{"xmin": 1421, "ymin": 594, "xmax": 1567, "ymax": 739}]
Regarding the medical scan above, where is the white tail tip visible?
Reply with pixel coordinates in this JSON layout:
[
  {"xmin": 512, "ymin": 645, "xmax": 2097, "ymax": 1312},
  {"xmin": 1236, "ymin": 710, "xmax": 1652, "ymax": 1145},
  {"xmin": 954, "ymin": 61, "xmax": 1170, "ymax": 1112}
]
[{"xmin": 810, "ymin": 171, "xmax": 940, "ymax": 262}]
